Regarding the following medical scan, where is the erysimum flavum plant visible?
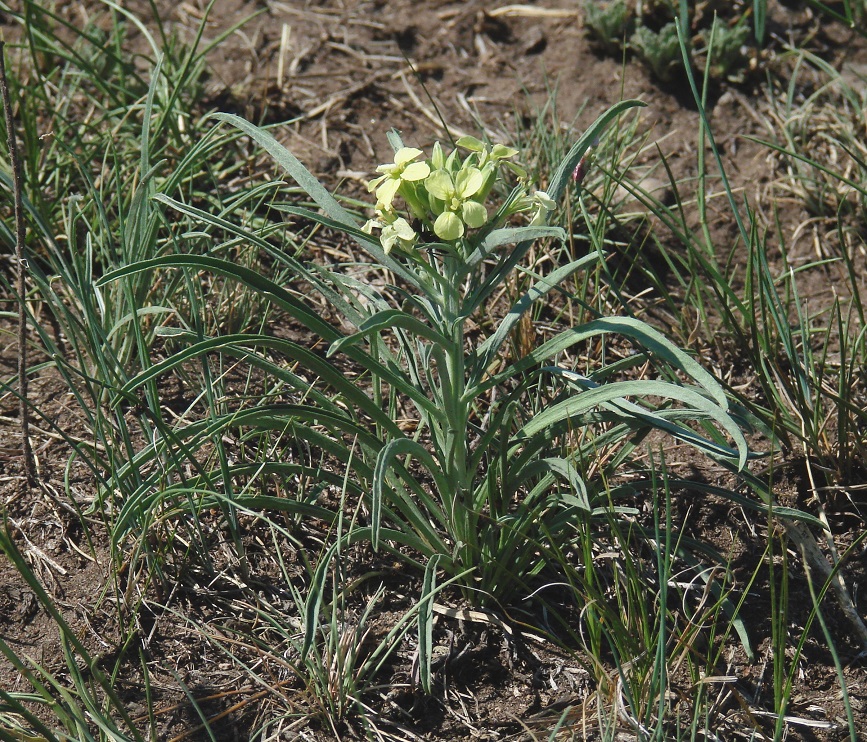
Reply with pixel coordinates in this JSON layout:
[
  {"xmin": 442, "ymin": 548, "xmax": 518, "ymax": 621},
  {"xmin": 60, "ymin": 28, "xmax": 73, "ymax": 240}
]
[{"xmin": 100, "ymin": 101, "xmax": 750, "ymax": 625}]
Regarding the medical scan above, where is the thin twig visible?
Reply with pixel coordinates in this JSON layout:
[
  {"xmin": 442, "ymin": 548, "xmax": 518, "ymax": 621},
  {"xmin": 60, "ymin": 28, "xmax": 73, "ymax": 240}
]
[{"xmin": 0, "ymin": 41, "xmax": 36, "ymax": 487}]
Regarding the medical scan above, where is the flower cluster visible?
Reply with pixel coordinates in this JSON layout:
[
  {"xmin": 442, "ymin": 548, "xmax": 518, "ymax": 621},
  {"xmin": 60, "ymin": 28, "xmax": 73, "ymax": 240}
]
[{"xmin": 363, "ymin": 137, "xmax": 554, "ymax": 255}]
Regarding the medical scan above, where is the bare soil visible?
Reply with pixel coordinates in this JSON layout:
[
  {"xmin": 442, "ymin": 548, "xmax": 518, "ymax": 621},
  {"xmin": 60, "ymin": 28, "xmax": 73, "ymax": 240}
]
[{"xmin": 2, "ymin": 1, "xmax": 867, "ymax": 740}]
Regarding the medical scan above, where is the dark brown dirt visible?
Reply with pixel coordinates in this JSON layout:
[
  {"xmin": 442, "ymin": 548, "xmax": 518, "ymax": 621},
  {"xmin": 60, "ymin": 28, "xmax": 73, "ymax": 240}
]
[{"xmin": 2, "ymin": 0, "xmax": 867, "ymax": 740}]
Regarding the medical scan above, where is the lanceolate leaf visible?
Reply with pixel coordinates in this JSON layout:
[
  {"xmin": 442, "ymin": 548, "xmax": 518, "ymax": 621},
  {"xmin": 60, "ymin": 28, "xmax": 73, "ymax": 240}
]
[
  {"xmin": 212, "ymin": 114, "xmax": 357, "ymax": 227},
  {"xmin": 276, "ymin": 204, "xmax": 425, "ymax": 289},
  {"xmin": 100, "ymin": 255, "xmax": 339, "ymax": 339},
  {"xmin": 99, "ymin": 255, "xmax": 439, "ymax": 417},
  {"xmin": 464, "ymin": 225, "xmax": 566, "ymax": 270},
  {"xmin": 514, "ymin": 457, "xmax": 592, "ymax": 512},
  {"xmin": 475, "ymin": 316, "xmax": 730, "ymax": 408},
  {"xmin": 114, "ymin": 332, "xmax": 403, "ymax": 436},
  {"xmin": 625, "ymin": 477, "xmax": 827, "ymax": 529},
  {"xmin": 516, "ymin": 378, "xmax": 748, "ymax": 469},
  {"xmin": 212, "ymin": 113, "xmax": 423, "ymax": 286},
  {"xmin": 418, "ymin": 553, "xmax": 443, "ymax": 694}
]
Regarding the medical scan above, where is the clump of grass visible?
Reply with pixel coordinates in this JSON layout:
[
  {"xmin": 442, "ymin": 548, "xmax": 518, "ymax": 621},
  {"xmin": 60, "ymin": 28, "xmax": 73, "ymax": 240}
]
[
  {"xmin": 759, "ymin": 49, "xmax": 867, "ymax": 220},
  {"xmin": 0, "ymin": 2, "xmax": 285, "ymax": 738}
]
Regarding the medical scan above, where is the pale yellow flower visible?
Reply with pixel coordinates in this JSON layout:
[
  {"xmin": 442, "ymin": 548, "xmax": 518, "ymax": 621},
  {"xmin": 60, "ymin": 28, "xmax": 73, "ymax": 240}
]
[
  {"xmin": 367, "ymin": 148, "xmax": 431, "ymax": 209},
  {"xmin": 425, "ymin": 167, "xmax": 487, "ymax": 241}
]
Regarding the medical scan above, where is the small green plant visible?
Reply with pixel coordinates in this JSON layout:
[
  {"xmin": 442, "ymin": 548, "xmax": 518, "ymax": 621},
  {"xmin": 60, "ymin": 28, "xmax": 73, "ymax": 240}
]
[
  {"xmin": 631, "ymin": 21, "xmax": 683, "ymax": 83},
  {"xmin": 698, "ymin": 17, "xmax": 751, "ymax": 81},
  {"xmin": 103, "ymin": 98, "xmax": 753, "ymax": 628},
  {"xmin": 583, "ymin": 0, "xmax": 634, "ymax": 53}
]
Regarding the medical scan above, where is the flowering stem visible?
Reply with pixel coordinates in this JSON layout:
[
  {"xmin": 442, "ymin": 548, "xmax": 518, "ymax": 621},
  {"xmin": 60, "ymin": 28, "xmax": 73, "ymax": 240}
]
[{"xmin": 439, "ymin": 251, "xmax": 472, "ymax": 563}]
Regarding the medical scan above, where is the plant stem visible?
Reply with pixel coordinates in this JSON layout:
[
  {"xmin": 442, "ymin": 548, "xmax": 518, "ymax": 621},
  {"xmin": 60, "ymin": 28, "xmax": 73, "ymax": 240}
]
[
  {"xmin": 0, "ymin": 41, "xmax": 36, "ymax": 488},
  {"xmin": 441, "ymin": 252, "xmax": 471, "ymax": 569}
]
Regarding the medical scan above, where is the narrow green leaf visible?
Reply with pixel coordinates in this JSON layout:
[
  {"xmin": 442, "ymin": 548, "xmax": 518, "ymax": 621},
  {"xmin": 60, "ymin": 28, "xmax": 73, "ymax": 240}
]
[
  {"xmin": 372, "ymin": 439, "xmax": 451, "ymax": 551},
  {"xmin": 517, "ymin": 377, "xmax": 748, "ymax": 468},
  {"xmin": 114, "ymin": 332, "xmax": 403, "ymax": 436},
  {"xmin": 98, "ymin": 255, "xmax": 440, "ymax": 417},
  {"xmin": 418, "ymin": 553, "xmax": 443, "ymax": 694},
  {"xmin": 518, "ymin": 457, "xmax": 591, "ymax": 512},
  {"xmin": 480, "ymin": 316, "xmax": 730, "ymax": 408},
  {"xmin": 211, "ymin": 113, "xmax": 425, "ymax": 285},
  {"xmin": 464, "ymin": 225, "xmax": 566, "ymax": 270},
  {"xmin": 211, "ymin": 113, "xmax": 358, "ymax": 227},
  {"xmin": 276, "ymin": 204, "xmax": 424, "ymax": 289},
  {"xmin": 302, "ymin": 540, "xmax": 337, "ymax": 662}
]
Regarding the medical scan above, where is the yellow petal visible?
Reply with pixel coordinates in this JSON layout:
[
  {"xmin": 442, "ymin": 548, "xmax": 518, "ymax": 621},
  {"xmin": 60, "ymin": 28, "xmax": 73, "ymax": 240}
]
[
  {"xmin": 394, "ymin": 147, "xmax": 424, "ymax": 166},
  {"xmin": 434, "ymin": 211, "xmax": 464, "ymax": 241},
  {"xmin": 402, "ymin": 161, "xmax": 431, "ymax": 181},
  {"xmin": 375, "ymin": 177, "xmax": 401, "ymax": 207},
  {"xmin": 461, "ymin": 200, "xmax": 487, "ymax": 229},
  {"xmin": 425, "ymin": 170, "xmax": 454, "ymax": 201},
  {"xmin": 455, "ymin": 167, "xmax": 483, "ymax": 198}
]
